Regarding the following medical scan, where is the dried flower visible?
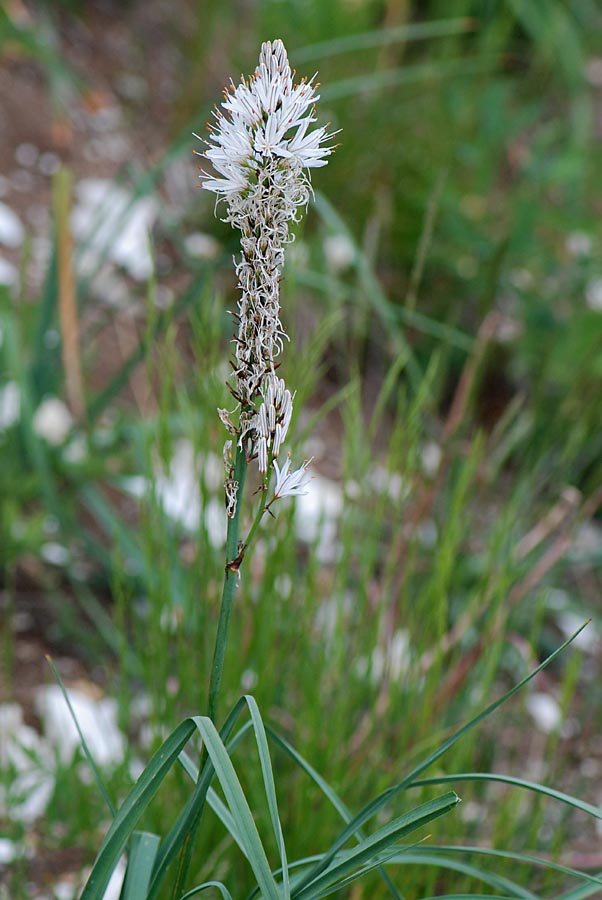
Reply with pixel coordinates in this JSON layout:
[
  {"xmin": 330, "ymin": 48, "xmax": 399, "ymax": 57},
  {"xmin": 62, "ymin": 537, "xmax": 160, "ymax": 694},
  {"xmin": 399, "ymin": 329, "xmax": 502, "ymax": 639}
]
[{"xmin": 223, "ymin": 439, "xmax": 238, "ymax": 518}]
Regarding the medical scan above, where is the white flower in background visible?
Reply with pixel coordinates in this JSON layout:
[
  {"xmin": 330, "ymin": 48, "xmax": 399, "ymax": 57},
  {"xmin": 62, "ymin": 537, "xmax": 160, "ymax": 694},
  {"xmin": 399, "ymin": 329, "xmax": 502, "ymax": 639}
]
[
  {"xmin": 184, "ymin": 231, "xmax": 220, "ymax": 259},
  {"xmin": 199, "ymin": 40, "xmax": 334, "ymax": 513},
  {"xmin": 295, "ymin": 473, "xmax": 342, "ymax": 563},
  {"xmin": 0, "ymin": 257, "xmax": 19, "ymax": 287},
  {"xmin": 0, "ymin": 202, "xmax": 25, "ymax": 247},
  {"xmin": 273, "ymin": 454, "xmax": 312, "ymax": 499},
  {"xmin": 565, "ymin": 231, "xmax": 592, "ymax": 258},
  {"xmin": 323, "ymin": 233, "xmax": 355, "ymax": 272},
  {"xmin": 35, "ymin": 685, "xmax": 125, "ymax": 767},
  {"xmin": 525, "ymin": 692, "xmax": 562, "ymax": 735},
  {"xmin": 71, "ymin": 178, "xmax": 158, "ymax": 282},
  {"xmin": 585, "ymin": 277, "xmax": 602, "ymax": 312},
  {"xmin": 0, "ymin": 381, "xmax": 20, "ymax": 430},
  {"xmin": 33, "ymin": 397, "xmax": 73, "ymax": 445}
]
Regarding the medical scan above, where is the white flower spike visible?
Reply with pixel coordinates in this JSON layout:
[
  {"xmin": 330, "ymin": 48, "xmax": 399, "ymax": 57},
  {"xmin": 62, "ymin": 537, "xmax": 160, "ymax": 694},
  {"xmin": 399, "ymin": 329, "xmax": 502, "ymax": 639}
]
[
  {"xmin": 199, "ymin": 40, "xmax": 333, "ymax": 512},
  {"xmin": 197, "ymin": 39, "xmax": 334, "ymax": 411}
]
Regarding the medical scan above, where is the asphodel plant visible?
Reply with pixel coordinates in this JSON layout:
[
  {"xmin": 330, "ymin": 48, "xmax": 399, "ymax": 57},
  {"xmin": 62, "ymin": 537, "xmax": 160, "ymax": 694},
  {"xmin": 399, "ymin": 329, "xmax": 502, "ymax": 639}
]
[{"xmin": 194, "ymin": 39, "xmax": 336, "ymax": 723}]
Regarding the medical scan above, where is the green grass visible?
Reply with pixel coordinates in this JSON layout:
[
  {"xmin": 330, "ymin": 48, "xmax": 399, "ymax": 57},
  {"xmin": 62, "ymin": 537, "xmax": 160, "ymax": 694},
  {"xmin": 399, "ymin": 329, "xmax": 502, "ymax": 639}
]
[{"xmin": 1, "ymin": 3, "xmax": 602, "ymax": 898}]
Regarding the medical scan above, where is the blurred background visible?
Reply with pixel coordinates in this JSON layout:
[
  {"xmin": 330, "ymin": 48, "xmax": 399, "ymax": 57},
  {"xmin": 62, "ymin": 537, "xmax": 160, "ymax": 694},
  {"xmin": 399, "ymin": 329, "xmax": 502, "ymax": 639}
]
[{"xmin": 1, "ymin": 1, "xmax": 602, "ymax": 898}]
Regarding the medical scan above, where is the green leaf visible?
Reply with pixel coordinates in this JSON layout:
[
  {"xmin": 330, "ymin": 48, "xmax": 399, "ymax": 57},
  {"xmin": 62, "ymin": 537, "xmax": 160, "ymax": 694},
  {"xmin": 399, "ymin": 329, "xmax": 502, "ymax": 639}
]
[
  {"xmin": 120, "ymin": 832, "xmax": 161, "ymax": 900},
  {"xmin": 46, "ymin": 656, "xmax": 115, "ymax": 817},
  {"xmin": 292, "ymin": 792, "xmax": 460, "ymax": 900},
  {"xmin": 408, "ymin": 846, "xmax": 602, "ymax": 890},
  {"xmin": 80, "ymin": 719, "xmax": 197, "ymax": 900},
  {"xmin": 293, "ymin": 17, "xmax": 474, "ymax": 63},
  {"xmin": 243, "ymin": 696, "xmax": 290, "ymax": 898},
  {"xmin": 149, "ymin": 699, "xmax": 250, "ymax": 900},
  {"xmin": 178, "ymin": 882, "xmax": 234, "ymax": 900},
  {"xmin": 191, "ymin": 715, "xmax": 281, "ymax": 900},
  {"xmin": 260, "ymin": 725, "xmax": 403, "ymax": 900},
  {"xmin": 377, "ymin": 851, "xmax": 536, "ymax": 899},
  {"xmin": 555, "ymin": 874, "xmax": 602, "ymax": 900},
  {"xmin": 321, "ymin": 58, "xmax": 497, "ymax": 103},
  {"xmin": 411, "ymin": 772, "xmax": 602, "ymax": 820},
  {"xmin": 88, "ymin": 271, "xmax": 212, "ymax": 423}
]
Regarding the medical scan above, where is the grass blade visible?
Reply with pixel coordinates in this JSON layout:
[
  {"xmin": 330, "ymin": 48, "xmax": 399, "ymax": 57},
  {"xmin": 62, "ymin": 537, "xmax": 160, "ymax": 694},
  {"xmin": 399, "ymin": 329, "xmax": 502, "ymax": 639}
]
[
  {"xmin": 396, "ymin": 623, "xmax": 590, "ymax": 790},
  {"xmin": 120, "ymin": 832, "xmax": 161, "ymax": 900},
  {"xmin": 243, "ymin": 696, "xmax": 290, "ymax": 898},
  {"xmin": 191, "ymin": 715, "xmax": 281, "ymax": 900},
  {"xmin": 290, "ymin": 625, "xmax": 588, "ymax": 894},
  {"xmin": 178, "ymin": 882, "xmax": 234, "ymax": 900},
  {"xmin": 411, "ymin": 773, "xmax": 602, "ymax": 820},
  {"xmin": 412, "ymin": 846, "xmax": 602, "ymax": 890},
  {"xmin": 312, "ymin": 192, "xmax": 420, "ymax": 387},
  {"xmin": 80, "ymin": 719, "xmax": 197, "ymax": 900},
  {"xmin": 375, "ymin": 852, "xmax": 537, "ymax": 899},
  {"xmin": 149, "ymin": 699, "xmax": 250, "ymax": 900},
  {"xmin": 87, "ymin": 269, "xmax": 212, "ymax": 424},
  {"xmin": 46, "ymin": 655, "xmax": 115, "ymax": 817},
  {"xmin": 292, "ymin": 792, "xmax": 459, "ymax": 900},
  {"xmin": 322, "ymin": 59, "xmax": 496, "ymax": 102},
  {"xmin": 265, "ymin": 725, "xmax": 402, "ymax": 900},
  {"xmin": 555, "ymin": 874, "xmax": 602, "ymax": 900},
  {"xmin": 293, "ymin": 18, "xmax": 474, "ymax": 63}
]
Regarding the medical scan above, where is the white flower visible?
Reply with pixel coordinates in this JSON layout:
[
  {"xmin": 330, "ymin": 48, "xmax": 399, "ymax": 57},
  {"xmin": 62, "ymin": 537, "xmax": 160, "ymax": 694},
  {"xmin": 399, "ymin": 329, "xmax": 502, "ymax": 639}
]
[
  {"xmin": 201, "ymin": 40, "xmax": 333, "ymax": 190},
  {"xmin": 0, "ymin": 381, "xmax": 20, "ymax": 431},
  {"xmin": 273, "ymin": 455, "xmax": 312, "ymax": 500},
  {"xmin": 33, "ymin": 397, "xmax": 73, "ymax": 445},
  {"xmin": 586, "ymin": 277, "xmax": 602, "ymax": 312}
]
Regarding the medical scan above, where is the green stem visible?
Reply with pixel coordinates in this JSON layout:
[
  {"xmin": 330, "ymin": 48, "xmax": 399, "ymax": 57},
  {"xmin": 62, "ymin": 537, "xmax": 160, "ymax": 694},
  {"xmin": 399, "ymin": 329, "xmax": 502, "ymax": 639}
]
[
  {"xmin": 242, "ymin": 471, "xmax": 271, "ymax": 552},
  {"xmin": 173, "ymin": 445, "xmax": 249, "ymax": 898},
  {"xmin": 207, "ymin": 443, "xmax": 248, "ymax": 724}
]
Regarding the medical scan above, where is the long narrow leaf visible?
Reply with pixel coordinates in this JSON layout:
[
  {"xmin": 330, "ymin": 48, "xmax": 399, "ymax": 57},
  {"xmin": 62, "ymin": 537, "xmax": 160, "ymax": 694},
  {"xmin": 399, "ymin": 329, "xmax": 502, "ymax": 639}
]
[
  {"xmin": 46, "ymin": 655, "xmax": 115, "ymax": 817},
  {"xmin": 243, "ymin": 696, "xmax": 290, "ymax": 899},
  {"xmin": 121, "ymin": 832, "xmax": 161, "ymax": 900},
  {"xmin": 264, "ymin": 725, "xmax": 403, "ymax": 900},
  {"xmin": 298, "ymin": 839, "xmax": 429, "ymax": 900},
  {"xmin": 87, "ymin": 270, "xmax": 212, "ymax": 423},
  {"xmin": 293, "ymin": 18, "xmax": 474, "ymax": 62},
  {"xmin": 179, "ymin": 748, "xmax": 249, "ymax": 861},
  {"xmin": 404, "ymin": 846, "xmax": 602, "ymax": 890},
  {"xmin": 178, "ymin": 882, "xmax": 233, "ymax": 900},
  {"xmin": 411, "ymin": 772, "xmax": 602, "ymax": 820},
  {"xmin": 80, "ymin": 719, "xmax": 197, "ymax": 900},
  {"xmin": 191, "ymin": 715, "xmax": 281, "ymax": 900},
  {"xmin": 149, "ymin": 700, "xmax": 251, "ymax": 900},
  {"xmin": 398, "ymin": 623, "xmax": 589, "ymax": 788},
  {"xmin": 555, "ymin": 873, "xmax": 602, "ymax": 900},
  {"xmin": 373, "ymin": 851, "xmax": 537, "ymax": 899},
  {"xmin": 322, "ymin": 59, "xmax": 496, "ymax": 102},
  {"xmin": 292, "ymin": 792, "xmax": 459, "ymax": 900}
]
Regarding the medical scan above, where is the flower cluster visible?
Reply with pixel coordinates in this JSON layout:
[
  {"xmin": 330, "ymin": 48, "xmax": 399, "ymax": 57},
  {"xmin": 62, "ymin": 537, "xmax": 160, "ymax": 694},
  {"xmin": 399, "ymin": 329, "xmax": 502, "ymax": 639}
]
[
  {"xmin": 198, "ymin": 39, "xmax": 333, "ymax": 513},
  {"xmin": 255, "ymin": 375, "xmax": 293, "ymax": 474}
]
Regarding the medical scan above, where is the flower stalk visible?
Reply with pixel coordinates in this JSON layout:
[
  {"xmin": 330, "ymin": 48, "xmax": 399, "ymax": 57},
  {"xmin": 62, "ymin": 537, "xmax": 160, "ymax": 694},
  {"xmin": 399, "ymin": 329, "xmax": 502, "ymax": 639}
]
[
  {"xmin": 207, "ymin": 442, "xmax": 247, "ymax": 722},
  {"xmin": 197, "ymin": 38, "xmax": 334, "ymax": 724}
]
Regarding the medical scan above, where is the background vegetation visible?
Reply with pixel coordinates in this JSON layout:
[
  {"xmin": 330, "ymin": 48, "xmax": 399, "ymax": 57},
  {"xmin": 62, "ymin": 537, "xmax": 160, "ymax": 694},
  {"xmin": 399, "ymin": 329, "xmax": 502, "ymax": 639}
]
[{"xmin": 1, "ymin": 1, "xmax": 601, "ymax": 898}]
